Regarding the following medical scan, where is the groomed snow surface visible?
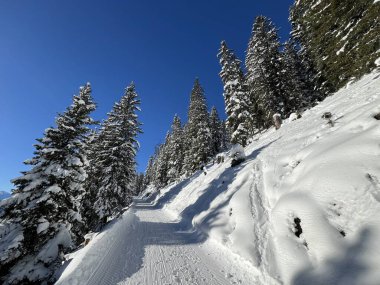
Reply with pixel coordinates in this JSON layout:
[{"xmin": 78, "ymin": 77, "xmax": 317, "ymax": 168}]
[{"xmin": 57, "ymin": 71, "xmax": 380, "ymax": 285}]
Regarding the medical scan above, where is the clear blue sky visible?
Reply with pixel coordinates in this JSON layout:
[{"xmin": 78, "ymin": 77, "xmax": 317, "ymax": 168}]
[{"xmin": 0, "ymin": 0, "xmax": 294, "ymax": 192}]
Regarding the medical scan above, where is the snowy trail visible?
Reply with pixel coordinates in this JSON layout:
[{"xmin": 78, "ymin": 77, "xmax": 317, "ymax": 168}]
[{"xmin": 56, "ymin": 197, "xmax": 259, "ymax": 285}]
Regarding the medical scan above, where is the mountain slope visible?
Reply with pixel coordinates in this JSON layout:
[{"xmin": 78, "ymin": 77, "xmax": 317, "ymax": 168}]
[
  {"xmin": 57, "ymin": 70, "xmax": 380, "ymax": 285},
  {"xmin": 0, "ymin": 191, "xmax": 11, "ymax": 201}
]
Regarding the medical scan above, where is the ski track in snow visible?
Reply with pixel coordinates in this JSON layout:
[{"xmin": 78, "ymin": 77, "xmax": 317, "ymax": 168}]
[{"xmin": 56, "ymin": 202, "xmax": 259, "ymax": 285}]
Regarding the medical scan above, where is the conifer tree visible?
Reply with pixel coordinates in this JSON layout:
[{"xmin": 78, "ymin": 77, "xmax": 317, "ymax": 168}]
[
  {"xmin": 134, "ymin": 173, "xmax": 145, "ymax": 196},
  {"xmin": 94, "ymin": 82, "xmax": 142, "ymax": 223},
  {"xmin": 218, "ymin": 41, "xmax": 251, "ymax": 146},
  {"xmin": 82, "ymin": 129, "xmax": 102, "ymax": 231},
  {"xmin": 245, "ymin": 16, "xmax": 285, "ymax": 126},
  {"xmin": 281, "ymin": 39, "xmax": 321, "ymax": 115},
  {"xmin": 220, "ymin": 120, "xmax": 230, "ymax": 151},
  {"xmin": 0, "ymin": 83, "xmax": 96, "ymax": 284},
  {"xmin": 166, "ymin": 115, "xmax": 184, "ymax": 182},
  {"xmin": 182, "ymin": 79, "xmax": 212, "ymax": 174},
  {"xmin": 144, "ymin": 156, "xmax": 155, "ymax": 187},
  {"xmin": 290, "ymin": 0, "xmax": 380, "ymax": 92},
  {"xmin": 209, "ymin": 107, "xmax": 224, "ymax": 155},
  {"xmin": 153, "ymin": 133, "xmax": 170, "ymax": 188}
]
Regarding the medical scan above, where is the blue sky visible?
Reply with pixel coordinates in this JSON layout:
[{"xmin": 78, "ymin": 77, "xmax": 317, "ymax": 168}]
[{"xmin": 0, "ymin": 0, "xmax": 294, "ymax": 192}]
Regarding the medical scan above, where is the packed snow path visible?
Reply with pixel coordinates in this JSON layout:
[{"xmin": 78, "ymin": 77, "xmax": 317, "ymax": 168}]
[{"xmin": 56, "ymin": 196, "xmax": 260, "ymax": 285}]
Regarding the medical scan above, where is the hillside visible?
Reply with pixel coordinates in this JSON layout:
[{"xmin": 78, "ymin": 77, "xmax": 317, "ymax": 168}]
[
  {"xmin": 0, "ymin": 191, "xmax": 11, "ymax": 201},
  {"xmin": 57, "ymin": 70, "xmax": 380, "ymax": 285}
]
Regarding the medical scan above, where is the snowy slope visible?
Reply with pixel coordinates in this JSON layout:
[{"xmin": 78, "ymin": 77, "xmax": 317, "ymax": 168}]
[
  {"xmin": 0, "ymin": 191, "xmax": 11, "ymax": 201},
  {"xmin": 57, "ymin": 70, "xmax": 380, "ymax": 285}
]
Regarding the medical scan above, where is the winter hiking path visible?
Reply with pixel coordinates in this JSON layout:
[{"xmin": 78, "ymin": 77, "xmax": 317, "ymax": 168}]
[{"xmin": 56, "ymin": 195, "xmax": 261, "ymax": 285}]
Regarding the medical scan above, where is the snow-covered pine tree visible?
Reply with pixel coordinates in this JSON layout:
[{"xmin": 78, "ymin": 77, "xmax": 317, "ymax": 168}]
[
  {"xmin": 220, "ymin": 120, "xmax": 230, "ymax": 151},
  {"xmin": 82, "ymin": 130, "xmax": 103, "ymax": 231},
  {"xmin": 218, "ymin": 41, "xmax": 251, "ymax": 146},
  {"xmin": 245, "ymin": 16, "xmax": 285, "ymax": 127},
  {"xmin": 153, "ymin": 133, "xmax": 171, "ymax": 188},
  {"xmin": 166, "ymin": 115, "xmax": 184, "ymax": 183},
  {"xmin": 290, "ymin": 0, "xmax": 380, "ymax": 92},
  {"xmin": 182, "ymin": 79, "xmax": 213, "ymax": 174},
  {"xmin": 280, "ymin": 39, "xmax": 321, "ymax": 116},
  {"xmin": 133, "ymin": 173, "xmax": 145, "ymax": 196},
  {"xmin": 94, "ymin": 82, "xmax": 142, "ymax": 224},
  {"xmin": 143, "ymin": 156, "xmax": 155, "ymax": 187},
  {"xmin": 209, "ymin": 106, "xmax": 224, "ymax": 155},
  {"xmin": 0, "ymin": 83, "xmax": 96, "ymax": 284}
]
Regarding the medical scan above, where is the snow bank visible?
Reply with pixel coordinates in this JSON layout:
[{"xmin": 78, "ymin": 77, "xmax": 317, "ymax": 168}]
[{"xmin": 161, "ymin": 70, "xmax": 380, "ymax": 284}]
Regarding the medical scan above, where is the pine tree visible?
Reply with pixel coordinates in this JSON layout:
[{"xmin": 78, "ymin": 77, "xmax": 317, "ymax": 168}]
[
  {"xmin": 281, "ymin": 39, "xmax": 321, "ymax": 115},
  {"xmin": 153, "ymin": 133, "xmax": 170, "ymax": 188},
  {"xmin": 82, "ymin": 129, "xmax": 101, "ymax": 231},
  {"xmin": 166, "ymin": 115, "xmax": 184, "ymax": 183},
  {"xmin": 245, "ymin": 16, "xmax": 285, "ymax": 126},
  {"xmin": 0, "ymin": 83, "xmax": 96, "ymax": 284},
  {"xmin": 290, "ymin": 0, "xmax": 380, "ymax": 92},
  {"xmin": 133, "ymin": 173, "xmax": 145, "ymax": 196},
  {"xmin": 220, "ymin": 120, "xmax": 230, "ymax": 151},
  {"xmin": 144, "ymin": 156, "xmax": 155, "ymax": 187},
  {"xmin": 182, "ymin": 79, "xmax": 213, "ymax": 174},
  {"xmin": 94, "ymin": 82, "xmax": 142, "ymax": 224},
  {"xmin": 218, "ymin": 41, "xmax": 251, "ymax": 146},
  {"xmin": 209, "ymin": 107, "xmax": 224, "ymax": 155}
]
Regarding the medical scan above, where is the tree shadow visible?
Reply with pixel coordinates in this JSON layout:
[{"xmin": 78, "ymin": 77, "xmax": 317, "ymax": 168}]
[
  {"xmin": 293, "ymin": 227, "xmax": 373, "ymax": 285},
  {"xmin": 177, "ymin": 141, "xmax": 274, "ymax": 231},
  {"xmin": 134, "ymin": 173, "xmax": 201, "ymax": 210}
]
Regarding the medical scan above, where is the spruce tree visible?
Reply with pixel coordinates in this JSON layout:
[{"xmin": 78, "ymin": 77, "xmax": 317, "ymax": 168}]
[
  {"xmin": 290, "ymin": 0, "xmax": 380, "ymax": 92},
  {"xmin": 0, "ymin": 83, "xmax": 96, "ymax": 284},
  {"xmin": 182, "ymin": 79, "xmax": 213, "ymax": 174},
  {"xmin": 218, "ymin": 41, "xmax": 251, "ymax": 146},
  {"xmin": 94, "ymin": 82, "xmax": 142, "ymax": 223},
  {"xmin": 133, "ymin": 173, "xmax": 145, "ymax": 196},
  {"xmin": 209, "ymin": 107, "xmax": 224, "ymax": 155},
  {"xmin": 245, "ymin": 16, "xmax": 285, "ymax": 126},
  {"xmin": 144, "ymin": 156, "xmax": 155, "ymax": 187},
  {"xmin": 281, "ymin": 39, "xmax": 321, "ymax": 115},
  {"xmin": 82, "ymin": 130, "xmax": 102, "ymax": 231},
  {"xmin": 220, "ymin": 120, "xmax": 230, "ymax": 151},
  {"xmin": 153, "ymin": 133, "xmax": 170, "ymax": 188},
  {"xmin": 166, "ymin": 115, "xmax": 184, "ymax": 183}
]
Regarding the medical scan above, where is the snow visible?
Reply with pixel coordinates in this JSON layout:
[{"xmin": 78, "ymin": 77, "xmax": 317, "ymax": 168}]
[
  {"xmin": 336, "ymin": 42, "xmax": 347, "ymax": 55},
  {"xmin": 228, "ymin": 143, "xmax": 246, "ymax": 160},
  {"xmin": 6, "ymin": 226, "xmax": 72, "ymax": 284},
  {"xmin": 57, "ymin": 71, "xmax": 380, "ymax": 284},
  {"xmin": 288, "ymin": 112, "xmax": 299, "ymax": 122},
  {"xmin": 375, "ymin": 57, "xmax": 380, "ymax": 67},
  {"xmin": 36, "ymin": 218, "xmax": 50, "ymax": 234}
]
